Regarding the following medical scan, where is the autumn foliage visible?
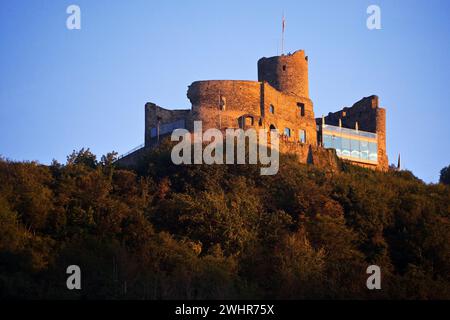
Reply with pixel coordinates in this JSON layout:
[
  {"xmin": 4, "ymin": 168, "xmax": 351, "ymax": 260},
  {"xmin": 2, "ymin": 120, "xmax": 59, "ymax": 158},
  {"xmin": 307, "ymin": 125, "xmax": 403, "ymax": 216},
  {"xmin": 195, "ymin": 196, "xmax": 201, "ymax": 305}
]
[{"xmin": 0, "ymin": 144, "xmax": 449, "ymax": 299}]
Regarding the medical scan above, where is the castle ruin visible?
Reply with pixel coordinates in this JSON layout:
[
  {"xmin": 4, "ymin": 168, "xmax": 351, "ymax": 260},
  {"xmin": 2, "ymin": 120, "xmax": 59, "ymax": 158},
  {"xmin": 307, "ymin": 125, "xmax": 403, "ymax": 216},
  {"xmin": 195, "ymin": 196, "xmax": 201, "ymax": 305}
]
[{"xmin": 117, "ymin": 49, "xmax": 388, "ymax": 171}]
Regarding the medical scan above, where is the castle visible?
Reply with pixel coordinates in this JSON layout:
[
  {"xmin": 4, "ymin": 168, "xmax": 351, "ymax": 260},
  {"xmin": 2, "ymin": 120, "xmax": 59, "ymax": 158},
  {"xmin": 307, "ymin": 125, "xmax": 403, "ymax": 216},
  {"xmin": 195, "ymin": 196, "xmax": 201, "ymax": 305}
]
[{"xmin": 117, "ymin": 49, "xmax": 388, "ymax": 171}]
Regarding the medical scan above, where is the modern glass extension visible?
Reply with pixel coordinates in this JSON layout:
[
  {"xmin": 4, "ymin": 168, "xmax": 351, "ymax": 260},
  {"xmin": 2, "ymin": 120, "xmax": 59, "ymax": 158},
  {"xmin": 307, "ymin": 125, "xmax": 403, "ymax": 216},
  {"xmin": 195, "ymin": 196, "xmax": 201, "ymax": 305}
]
[{"xmin": 321, "ymin": 124, "xmax": 378, "ymax": 164}]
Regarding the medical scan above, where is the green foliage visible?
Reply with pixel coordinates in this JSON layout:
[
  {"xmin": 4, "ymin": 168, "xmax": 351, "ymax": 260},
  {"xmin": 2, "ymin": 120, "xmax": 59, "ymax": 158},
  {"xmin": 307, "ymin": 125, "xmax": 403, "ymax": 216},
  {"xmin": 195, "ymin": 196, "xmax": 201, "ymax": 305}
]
[
  {"xmin": 66, "ymin": 148, "xmax": 98, "ymax": 169},
  {"xmin": 0, "ymin": 147, "xmax": 449, "ymax": 299},
  {"xmin": 440, "ymin": 164, "xmax": 450, "ymax": 185}
]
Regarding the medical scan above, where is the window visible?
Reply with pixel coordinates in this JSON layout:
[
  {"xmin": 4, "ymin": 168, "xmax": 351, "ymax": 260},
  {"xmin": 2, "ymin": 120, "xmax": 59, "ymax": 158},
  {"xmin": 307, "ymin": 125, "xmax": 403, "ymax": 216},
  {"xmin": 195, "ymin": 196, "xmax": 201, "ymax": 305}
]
[
  {"xmin": 323, "ymin": 134, "xmax": 333, "ymax": 149},
  {"xmin": 333, "ymin": 136, "xmax": 342, "ymax": 156},
  {"xmin": 350, "ymin": 139, "xmax": 360, "ymax": 159},
  {"xmin": 220, "ymin": 96, "xmax": 226, "ymax": 111},
  {"xmin": 239, "ymin": 116, "xmax": 254, "ymax": 128},
  {"xmin": 284, "ymin": 128, "xmax": 291, "ymax": 137},
  {"xmin": 360, "ymin": 140, "xmax": 369, "ymax": 160},
  {"xmin": 297, "ymin": 103, "xmax": 305, "ymax": 117},
  {"xmin": 299, "ymin": 129, "xmax": 306, "ymax": 143},
  {"xmin": 282, "ymin": 65, "xmax": 286, "ymax": 71},
  {"xmin": 341, "ymin": 137, "xmax": 351, "ymax": 157},
  {"xmin": 369, "ymin": 142, "xmax": 378, "ymax": 161},
  {"xmin": 269, "ymin": 104, "xmax": 275, "ymax": 114}
]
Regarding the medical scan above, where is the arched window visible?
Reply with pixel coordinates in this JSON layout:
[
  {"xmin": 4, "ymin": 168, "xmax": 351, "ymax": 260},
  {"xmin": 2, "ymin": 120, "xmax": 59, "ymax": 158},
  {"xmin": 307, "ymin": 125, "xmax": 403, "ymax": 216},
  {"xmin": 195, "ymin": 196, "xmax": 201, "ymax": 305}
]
[
  {"xmin": 299, "ymin": 129, "xmax": 306, "ymax": 143},
  {"xmin": 284, "ymin": 128, "xmax": 291, "ymax": 138},
  {"xmin": 220, "ymin": 96, "xmax": 226, "ymax": 111},
  {"xmin": 297, "ymin": 103, "xmax": 305, "ymax": 117},
  {"xmin": 269, "ymin": 104, "xmax": 275, "ymax": 114}
]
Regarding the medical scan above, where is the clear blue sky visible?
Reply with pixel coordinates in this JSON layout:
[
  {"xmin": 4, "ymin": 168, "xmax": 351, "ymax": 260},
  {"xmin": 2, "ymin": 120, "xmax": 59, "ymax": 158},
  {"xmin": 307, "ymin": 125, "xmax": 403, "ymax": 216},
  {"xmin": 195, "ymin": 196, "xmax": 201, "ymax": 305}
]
[{"xmin": 1, "ymin": 0, "xmax": 449, "ymax": 182}]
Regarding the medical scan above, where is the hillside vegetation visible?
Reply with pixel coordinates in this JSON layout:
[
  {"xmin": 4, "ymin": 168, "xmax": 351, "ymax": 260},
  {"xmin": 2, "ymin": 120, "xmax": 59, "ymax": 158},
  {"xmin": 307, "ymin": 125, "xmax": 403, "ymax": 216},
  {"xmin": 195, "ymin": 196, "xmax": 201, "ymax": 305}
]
[{"xmin": 0, "ymin": 142, "xmax": 449, "ymax": 299}]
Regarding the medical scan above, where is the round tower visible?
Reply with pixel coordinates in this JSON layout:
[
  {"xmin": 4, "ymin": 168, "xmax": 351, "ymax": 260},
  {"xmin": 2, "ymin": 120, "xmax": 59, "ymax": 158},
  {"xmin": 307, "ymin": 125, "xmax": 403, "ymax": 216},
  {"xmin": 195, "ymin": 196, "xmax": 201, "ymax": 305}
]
[{"xmin": 257, "ymin": 49, "xmax": 309, "ymax": 98}]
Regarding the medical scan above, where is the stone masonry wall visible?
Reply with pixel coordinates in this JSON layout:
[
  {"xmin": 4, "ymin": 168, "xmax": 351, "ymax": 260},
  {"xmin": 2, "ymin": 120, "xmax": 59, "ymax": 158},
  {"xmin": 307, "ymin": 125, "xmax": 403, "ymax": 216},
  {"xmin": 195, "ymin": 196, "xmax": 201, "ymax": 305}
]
[
  {"xmin": 145, "ymin": 103, "xmax": 191, "ymax": 146},
  {"xmin": 262, "ymin": 82, "xmax": 317, "ymax": 145},
  {"xmin": 186, "ymin": 80, "xmax": 317, "ymax": 146},
  {"xmin": 187, "ymin": 80, "xmax": 262, "ymax": 131},
  {"xmin": 279, "ymin": 140, "xmax": 339, "ymax": 172}
]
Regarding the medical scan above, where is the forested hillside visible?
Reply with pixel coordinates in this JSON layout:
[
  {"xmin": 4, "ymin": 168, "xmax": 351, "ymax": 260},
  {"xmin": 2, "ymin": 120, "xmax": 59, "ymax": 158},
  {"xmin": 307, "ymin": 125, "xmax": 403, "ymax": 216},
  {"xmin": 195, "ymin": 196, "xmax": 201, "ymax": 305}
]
[{"xmin": 1, "ymin": 142, "xmax": 449, "ymax": 299}]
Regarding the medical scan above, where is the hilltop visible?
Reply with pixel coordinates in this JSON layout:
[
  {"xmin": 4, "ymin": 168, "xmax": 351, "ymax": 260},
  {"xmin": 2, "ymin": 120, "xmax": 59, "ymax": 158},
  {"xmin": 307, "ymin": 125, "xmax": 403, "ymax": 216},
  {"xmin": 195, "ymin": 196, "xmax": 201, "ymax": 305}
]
[{"xmin": 0, "ymin": 143, "xmax": 449, "ymax": 299}]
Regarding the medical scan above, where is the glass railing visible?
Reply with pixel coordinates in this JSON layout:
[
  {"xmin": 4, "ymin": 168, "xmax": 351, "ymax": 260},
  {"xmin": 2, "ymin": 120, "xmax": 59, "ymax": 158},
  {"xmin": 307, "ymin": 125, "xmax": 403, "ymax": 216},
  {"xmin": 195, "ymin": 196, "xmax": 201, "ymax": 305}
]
[{"xmin": 322, "ymin": 124, "xmax": 377, "ymax": 140}]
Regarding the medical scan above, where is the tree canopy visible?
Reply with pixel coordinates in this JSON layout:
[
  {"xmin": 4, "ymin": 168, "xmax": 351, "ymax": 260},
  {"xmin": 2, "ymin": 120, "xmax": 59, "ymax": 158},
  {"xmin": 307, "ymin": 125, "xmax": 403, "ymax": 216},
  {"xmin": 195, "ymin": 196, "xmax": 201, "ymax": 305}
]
[{"xmin": 0, "ymin": 145, "xmax": 449, "ymax": 299}]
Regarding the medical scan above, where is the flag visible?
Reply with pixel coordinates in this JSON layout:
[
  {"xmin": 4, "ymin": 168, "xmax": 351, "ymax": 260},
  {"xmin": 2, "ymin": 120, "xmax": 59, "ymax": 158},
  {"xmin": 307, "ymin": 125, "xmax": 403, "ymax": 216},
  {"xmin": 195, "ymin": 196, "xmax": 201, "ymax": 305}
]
[{"xmin": 282, "ymin": 14, "xmax": 285, "ymax": 33}]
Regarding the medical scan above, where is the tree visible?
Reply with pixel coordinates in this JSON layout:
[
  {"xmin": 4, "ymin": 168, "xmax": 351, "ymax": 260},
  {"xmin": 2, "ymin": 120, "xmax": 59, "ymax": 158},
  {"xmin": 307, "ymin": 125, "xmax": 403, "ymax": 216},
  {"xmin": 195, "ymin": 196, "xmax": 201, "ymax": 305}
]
[
  {"xmin": 66, "ymin": 148, "xmax": 98, "ymax": 168},
  {"xmin": 439, "ymin": 165, "xmax": 450, "ymax": 185}
]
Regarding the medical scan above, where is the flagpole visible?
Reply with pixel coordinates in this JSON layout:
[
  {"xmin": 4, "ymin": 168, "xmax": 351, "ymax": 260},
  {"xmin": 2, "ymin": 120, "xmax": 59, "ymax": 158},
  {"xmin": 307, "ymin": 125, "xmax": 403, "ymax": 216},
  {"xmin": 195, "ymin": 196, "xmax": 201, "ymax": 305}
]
[
  {"xmin": 281, "ymin": 12, "xmax": 285, "ymax": 55},
  {"xmin": 218, "ymin": 90, "xmax": 222, "ymax": 129}
]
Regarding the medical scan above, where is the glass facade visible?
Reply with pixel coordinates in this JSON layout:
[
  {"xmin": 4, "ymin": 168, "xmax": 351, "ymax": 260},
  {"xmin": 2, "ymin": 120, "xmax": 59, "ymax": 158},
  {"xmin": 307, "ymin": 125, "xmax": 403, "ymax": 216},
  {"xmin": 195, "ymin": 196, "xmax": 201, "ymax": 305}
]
[{"xmin": 321, "ymin": 124, "xmax": 378, "ymax": 164}]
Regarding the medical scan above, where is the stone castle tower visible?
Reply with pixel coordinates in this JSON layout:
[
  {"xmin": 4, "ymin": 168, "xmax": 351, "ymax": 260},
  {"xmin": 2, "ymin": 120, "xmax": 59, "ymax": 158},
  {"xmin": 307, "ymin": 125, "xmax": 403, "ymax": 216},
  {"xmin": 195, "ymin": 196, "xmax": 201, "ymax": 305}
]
[
  {"xmin": 258, "ymin": 49, "xmax": 309, "ymax": 99},
  {"xmin": 184, "ymin": 49, "xmax": 317, "ymax": 147},
  {"xmin": 117, "ymin": 49, "xmax": 388, "ymax": 171}
]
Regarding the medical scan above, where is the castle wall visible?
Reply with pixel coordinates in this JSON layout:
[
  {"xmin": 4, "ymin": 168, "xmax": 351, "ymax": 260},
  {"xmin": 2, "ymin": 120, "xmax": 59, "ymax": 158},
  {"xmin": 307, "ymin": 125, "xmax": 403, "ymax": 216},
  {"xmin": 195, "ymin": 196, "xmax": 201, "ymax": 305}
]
[
  {"xmin": 279, "ymin": 141, "xmax": 339, "ymax": 171},
  {"xmin": 321, "ymin": 96, "xmax": 378, "ymax": 132},
  {"xmin": 115, "ymin": 145, "xmax": 149, "ymax": 168},
  {"xmin": 375, "ymin": 107, "xmax": 388, "ymax": 170},
  {"xmin": 187, "ymin": 80, "xmax": 262, "ymax": 131},
  {"xmin": 145, "ymin": 103, "xmax": 191, "ymax": 146},
  {"xmin": 117, "ymin": 135, "xmax": 339, "ymax": 174},
  {"xmin": 262, "ymin": 82, "xmax": 317, "ymax": 145},
  {"xmin": 132, "ymin": 50, "xmax": 388, "ymax": 172},
  {"xmin": 186, "ymin": 80, "xmax": 317, "ymax": 145}
]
